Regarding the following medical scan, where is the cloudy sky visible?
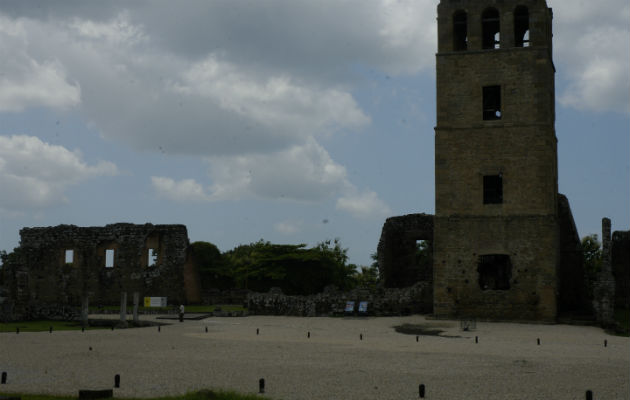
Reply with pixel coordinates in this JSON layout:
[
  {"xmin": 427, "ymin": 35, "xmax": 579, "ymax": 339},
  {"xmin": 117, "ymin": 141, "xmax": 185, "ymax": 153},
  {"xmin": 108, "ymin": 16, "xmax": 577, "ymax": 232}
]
[{"xmin": 0, "ymin": 0, "xmax": 628, "ymax": 267}]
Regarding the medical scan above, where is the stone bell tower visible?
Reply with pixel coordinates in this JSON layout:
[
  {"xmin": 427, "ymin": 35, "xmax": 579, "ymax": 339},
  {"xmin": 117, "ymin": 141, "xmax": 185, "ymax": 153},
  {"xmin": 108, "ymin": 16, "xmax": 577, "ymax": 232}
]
[{"xmin": 433, "ymin": 0, "xmax": 559, "ymax": 320}]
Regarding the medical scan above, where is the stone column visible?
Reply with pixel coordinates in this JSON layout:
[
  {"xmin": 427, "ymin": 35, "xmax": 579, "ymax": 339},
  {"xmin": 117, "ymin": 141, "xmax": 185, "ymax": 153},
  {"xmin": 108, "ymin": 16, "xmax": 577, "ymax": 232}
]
[
  {"xmin": 120, "ymin": 292, "xmax": 127, "ymax": 322},
  {"xmin": 133, "ymin": 292, "xmax": 139, "ymax": 323},
  {"xmin": 593, "ymin": 218, "xmax": 615, "ymax": 326},
  {"xmin": 81, "ymin": 295, "xmax": 89, "ymax": 327}
]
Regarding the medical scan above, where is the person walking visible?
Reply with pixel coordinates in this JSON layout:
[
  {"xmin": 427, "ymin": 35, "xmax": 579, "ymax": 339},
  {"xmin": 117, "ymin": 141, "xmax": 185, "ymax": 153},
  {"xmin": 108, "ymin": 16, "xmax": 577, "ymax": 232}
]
[{"xmin": 179, "ymin": 304, "xmax": 185, "ymax": 322}]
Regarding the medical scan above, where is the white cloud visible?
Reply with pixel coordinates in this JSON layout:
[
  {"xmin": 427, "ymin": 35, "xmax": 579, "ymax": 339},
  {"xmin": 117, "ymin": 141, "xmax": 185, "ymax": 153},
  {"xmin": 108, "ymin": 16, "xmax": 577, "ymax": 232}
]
[
  {"xmin": 152, "ymin": 139, "xmax": 348, "ymax": 203},
  {"xmin": 69, "ymin": 11, "xmax": 146, "ymax": 45},
  {"xmin": 0, "ymin": 135, "xmax": 118, "ymax": 211},
  {"xmin": 336, "ymin": 190, "xmax": 391, "ymax": 219},
  {"xmin": 206, "ymin": 138, "xmax": 348, "ymax": 202},
  {"xmin": 0, "ymin": 15, "xmax": 80, "ymax": 112},
  {"xmin": 377, "ymin": 0, "xmax": 436, "ymax": 74},
  {"xmin": 171, "ymin": 55, "xmax": 370, "ymax": 141},
  {"xmin": 0, "ymin": 2, "xmax": 437, "ymax": 156},
  {"xmin": 551, "ymin": 0, "xmax": 630, "ymax": 113},
  {"xmin": 151, "ymin": 138, "xmax": 391, "ymax": 220},
  {"xmin": 151, "ymin": 176, "xmax": 212, "ymax": 203},
  {"xmin": 274, "ymin": 220, "xmax": 302, "ymax": 235}
]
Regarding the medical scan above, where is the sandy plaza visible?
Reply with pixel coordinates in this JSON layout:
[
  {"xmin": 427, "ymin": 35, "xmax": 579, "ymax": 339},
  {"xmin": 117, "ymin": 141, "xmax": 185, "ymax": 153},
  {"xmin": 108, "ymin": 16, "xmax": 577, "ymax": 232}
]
[{"xmin": 1, "ymin": 315, "xmax": 628, "ymax": 400}]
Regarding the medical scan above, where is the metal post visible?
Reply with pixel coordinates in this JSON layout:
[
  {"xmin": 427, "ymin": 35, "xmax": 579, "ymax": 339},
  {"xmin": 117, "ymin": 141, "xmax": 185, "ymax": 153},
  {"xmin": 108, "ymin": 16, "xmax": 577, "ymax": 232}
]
[
  {"xmin": 120, "ymin": 292, "xmax": 127, "ymax": 323},
  {"xmin": 133, "ymin": 292, "xmax": 139, "ymax": 323}
]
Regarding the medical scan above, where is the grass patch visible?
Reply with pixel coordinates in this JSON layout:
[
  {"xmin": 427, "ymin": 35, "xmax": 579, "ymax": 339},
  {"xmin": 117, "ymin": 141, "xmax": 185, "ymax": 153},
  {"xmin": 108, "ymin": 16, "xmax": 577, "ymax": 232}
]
[
  {"xmin": 88, "ymin": 304, "xmax": 246, "ymax": 314},
  {"xmin": 0, "ymin": 389, "xmax": 267, "ymax": 400},
  {"xmin": 0, "ymin": 320, "xmax": 105, "ymax": 333}
]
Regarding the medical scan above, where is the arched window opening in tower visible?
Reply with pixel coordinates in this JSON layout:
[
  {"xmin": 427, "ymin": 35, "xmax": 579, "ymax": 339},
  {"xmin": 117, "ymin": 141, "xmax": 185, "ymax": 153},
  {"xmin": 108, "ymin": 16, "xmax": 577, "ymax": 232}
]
[
  {"xmin": 482, "ymin": 8, "xmax": 501, "ymax": 49},
  {"xmin": 453, "ymin": 10, "xmax": 468, "ymax": 51},
  {"xmin": 514, "ymin": 6, "xmax": 530, "ymax": 47}
]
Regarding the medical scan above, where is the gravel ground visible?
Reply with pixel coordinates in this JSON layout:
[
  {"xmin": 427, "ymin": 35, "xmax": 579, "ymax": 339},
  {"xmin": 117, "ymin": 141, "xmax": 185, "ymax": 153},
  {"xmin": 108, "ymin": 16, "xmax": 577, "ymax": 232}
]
[{"xmin": 0, "ymin": 315, "xmax": 628, "ymax": 399}]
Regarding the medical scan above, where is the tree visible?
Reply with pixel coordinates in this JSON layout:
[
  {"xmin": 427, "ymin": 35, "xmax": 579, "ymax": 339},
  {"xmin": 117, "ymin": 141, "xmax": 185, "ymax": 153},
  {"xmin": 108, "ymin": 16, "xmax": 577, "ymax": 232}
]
[
  {"xmin": 354, "ymin": 264, "xmax": 379, "ymax": 290},
  {"xmin": 581, "ymin": 234, "xmax": 602, "ymax": 299},
  {"xmin": 191, "ymin": 241, "xmax": 233, "ymax": 290},
  {"xmin": 369, "ymin": 252, "xmax": 381, "ymax": 280},
  {"xmin": 222, "ymin": 238, "xmax": 356, "ymax": 295}
]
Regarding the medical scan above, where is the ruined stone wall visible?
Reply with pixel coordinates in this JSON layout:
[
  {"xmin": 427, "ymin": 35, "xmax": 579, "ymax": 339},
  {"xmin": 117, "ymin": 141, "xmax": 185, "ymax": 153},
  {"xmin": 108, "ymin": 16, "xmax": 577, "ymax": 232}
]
[
  {"xmin": 4, "ymin": 223, "xmax": 191, "ymax": 320},
  {"xmin": 612, "ymin": 230, "xmax": 630, "ymax": 309},
  {"xmin": 377, "ymin": 214, "xmax": 433, "ymax": 288},
  {"xmin": 433, "ymin": 216, "xmax": 558, "ymax": 321},
  {"xmin": 592, "ymin": 218, "xmax": 615, "ymax": 326},
  {"xmin": 247, "ymin": 283, "xmax": 432, "ymax": 317},
  {"xmin": 557, "ymin": 194, "xmax": 590, "ymax": 313}
]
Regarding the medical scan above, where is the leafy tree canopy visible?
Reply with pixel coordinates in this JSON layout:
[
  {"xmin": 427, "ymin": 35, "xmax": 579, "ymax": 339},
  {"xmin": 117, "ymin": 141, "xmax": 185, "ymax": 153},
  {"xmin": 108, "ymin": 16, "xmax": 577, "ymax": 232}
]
[
  {"xmin": 581, "ymin": 234, "xmax": 602, "ymax": 299},
  {"xmin": 221, "ymin": 238, "xmax": 355, "ymax": 295}
]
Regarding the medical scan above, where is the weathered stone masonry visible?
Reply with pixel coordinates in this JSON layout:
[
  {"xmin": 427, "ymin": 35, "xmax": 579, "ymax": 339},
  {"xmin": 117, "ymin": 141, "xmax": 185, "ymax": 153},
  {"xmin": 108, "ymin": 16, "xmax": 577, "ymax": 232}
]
[
  {"xmin": 377, "ymin": 213, "xmax": 433, "ymax": 288},
  {"xmin": 433, "ymin": 0, "xmax": 561, "ymax": 321},
  {"xmin": 2, "ymin": 223, "xmax": 199, "ymax": 320},
  {"xmin": 247, "ymin": 283, "xmax": 432, "ymax": 317},
  {"xmin": 612, "ymin": 230, "xmax": 630, "ymax": 309},
  {"xmin": 377, "ymin": 0, "xmax": 590, "ymax": 322}
]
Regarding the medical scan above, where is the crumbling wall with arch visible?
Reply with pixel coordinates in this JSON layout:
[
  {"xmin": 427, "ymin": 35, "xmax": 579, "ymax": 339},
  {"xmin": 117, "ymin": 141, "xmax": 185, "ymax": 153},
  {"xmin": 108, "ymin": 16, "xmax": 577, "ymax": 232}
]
[{"xmin": 377, "ymin": 213, "xmax": 434, "ymax": 289}]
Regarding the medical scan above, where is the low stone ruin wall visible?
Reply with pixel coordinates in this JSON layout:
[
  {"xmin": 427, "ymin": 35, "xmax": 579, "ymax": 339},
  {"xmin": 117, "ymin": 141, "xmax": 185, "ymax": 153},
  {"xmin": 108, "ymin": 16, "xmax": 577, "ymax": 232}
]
[
  {"xmin": 247, "ymin": 283, "xmax": 432, "ymax": 317},
  {"xmin": 2, "ymin": 223, "xmax": 193, "ymax": 322},
  {"xmin": 612, "ymin": 230, "xmax": 630, "ymax": 309},
  {"xmin": 201, "ymin": 288, "xmax": 250, "ymax": 306}
]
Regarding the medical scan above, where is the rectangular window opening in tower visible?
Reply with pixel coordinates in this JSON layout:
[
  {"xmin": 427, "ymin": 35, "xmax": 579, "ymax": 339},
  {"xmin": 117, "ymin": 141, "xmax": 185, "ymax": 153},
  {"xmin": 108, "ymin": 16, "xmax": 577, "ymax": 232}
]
[
  {"xmin": 147, "ymin": 248, "xmax": 158, "ymax": 267},
  {"xmin": 105, "ymin": 249, "xmax": 115, "ymax": 268},
  {"xmin": 65, "ymin": 249, "xmax": 74, "ymax": 265},
  {"xmin": 482, "ymin": 86, "xmax": 502, "ymax": 120},
  {"xmin": 483, "ymin": 175, "xmax": 503, "ymax": 204},
  {"xmin": 477, "ymin": 254, "xmax": 512, "ymax": 290}
]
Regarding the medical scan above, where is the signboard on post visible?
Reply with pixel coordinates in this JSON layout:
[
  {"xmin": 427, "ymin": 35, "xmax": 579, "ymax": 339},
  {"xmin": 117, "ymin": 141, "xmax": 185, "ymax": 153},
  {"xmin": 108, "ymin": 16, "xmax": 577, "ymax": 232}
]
[
  {"xmin": 358, "ymin": 301, "xmax": 368, "ymax": 314},
  {"xmin": 143, "ymin": 297, "xmax": 167, "ymax": 307},
  {"xmin": 344, "ymin": 301, "xmax": 355, "ymax": 314}
]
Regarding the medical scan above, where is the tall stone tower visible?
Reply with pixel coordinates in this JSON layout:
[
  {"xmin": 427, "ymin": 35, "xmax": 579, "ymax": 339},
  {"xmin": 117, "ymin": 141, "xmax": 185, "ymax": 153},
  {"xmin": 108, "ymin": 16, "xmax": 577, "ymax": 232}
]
[{"xmin": 433, "ymin": 0, "xmax": 558, "ymax": 320}]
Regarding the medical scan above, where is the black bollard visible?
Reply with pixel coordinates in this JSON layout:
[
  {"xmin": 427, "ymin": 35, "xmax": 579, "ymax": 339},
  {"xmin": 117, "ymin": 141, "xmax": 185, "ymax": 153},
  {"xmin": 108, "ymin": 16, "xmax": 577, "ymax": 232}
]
[
  {"xmin": 419, "ymin": 383, "xmax": 425, "ymax": 398},
  {"xmin": 1, "ymin": 371, "xmax": 7, "ymax": 384},
  {"xmin": 16, "ymin": 327, "xmax": 19, "ymax": 334},
  {"xmin": 360, "ymin": 333, "xmax": 363, "ymax": 340},
  {"xmin": 259, "ymin": 378, "xmax": 265, "ymax": 394},
  {"xmin": 586, "ymin": 390, "xmax": 593, "ymax": 400},
  {"xmin": 604, "ymin": 340, "xmax": 607, "ymax": 347},
  {"xmin": 416, "ymin": 335, "xmax": 419, "ymax": 342},
  {"xmin": 114, "ymin": 374, "xmax": 120, "ymax": 388},
  {"xmin": 205, "ymin": 326, "xmax": 208, "ymax": 333},
  {"xmin": 537, "ymin": 338, "xmax": 540, "ymax": 345},
  {"xmin": 111, "ymin": 325, "xmax": 114, "ymax": 331},
  {"xmin": 158, "ymin": 326, "xmax": 161, "ymax": 332},
  {"xmin": 256, "ymin": 328, "xmax": 259, "ymax": 335},
  {"xmin": 475, "ymin": 336, "xmax": 478, "ymax": 343},
  {"xmin": 49, "ymin": 326, "xmax": 53, "ymax": 333},
  {"xmin": 89, "ymin": 346, "xmax": 92, "ymax": 351},
  {"xmin": 82, "ymin": 326, "xmax": 85, "ymax": 332},
  {"xmin": 308, "ymin": 331, "xmax": 310, "ymax": 338}
]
